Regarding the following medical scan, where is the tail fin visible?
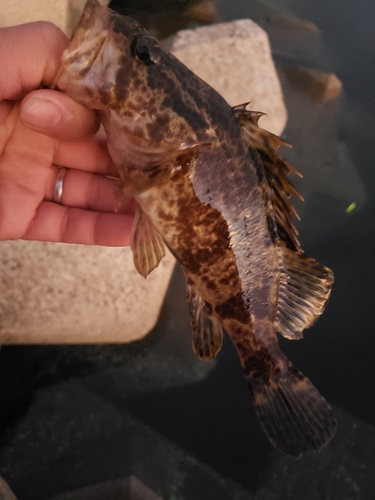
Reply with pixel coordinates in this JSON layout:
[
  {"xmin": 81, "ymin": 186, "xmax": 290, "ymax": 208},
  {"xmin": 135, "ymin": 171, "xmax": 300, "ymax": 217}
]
[{"xmin": 248, "ymin": 366, "xmax": 336, "ymax": 457}]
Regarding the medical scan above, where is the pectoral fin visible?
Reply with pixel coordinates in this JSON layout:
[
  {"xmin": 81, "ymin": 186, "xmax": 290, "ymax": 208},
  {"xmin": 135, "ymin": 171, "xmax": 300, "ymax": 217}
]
[
  {"xmin": 131, "ymin": 206, "xmax": 166, "ymax": 278},
  {"xmin": 276, "ymin": 246, "xmax": 334, "ymax": 340},
  {"xmin": 187, "ymin": 285, "xmax": 223, "ymax": 361}
]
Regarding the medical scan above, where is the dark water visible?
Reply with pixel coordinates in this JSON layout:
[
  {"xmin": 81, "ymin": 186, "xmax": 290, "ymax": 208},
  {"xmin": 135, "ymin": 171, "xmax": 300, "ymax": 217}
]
[{"xmin": 0, "ymin": 1, "xmax": 374, "ymax": 498}]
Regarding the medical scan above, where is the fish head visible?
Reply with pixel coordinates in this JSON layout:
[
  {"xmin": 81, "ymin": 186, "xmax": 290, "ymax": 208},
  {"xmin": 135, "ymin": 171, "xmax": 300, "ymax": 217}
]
[{"xmin": 56, "ymin": 0, "xmax": 215, "ymax": 169}]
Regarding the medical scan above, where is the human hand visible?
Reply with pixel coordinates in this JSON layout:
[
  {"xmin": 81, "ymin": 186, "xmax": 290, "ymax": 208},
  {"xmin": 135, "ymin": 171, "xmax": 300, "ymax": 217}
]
[{"xmin": 0, "ymin": 22, "xmax": 135, "ymax": 246}]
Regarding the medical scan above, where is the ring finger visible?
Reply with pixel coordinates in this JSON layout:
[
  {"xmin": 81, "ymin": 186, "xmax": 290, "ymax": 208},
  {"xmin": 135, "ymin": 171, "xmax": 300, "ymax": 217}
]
[{"xmin": 46, "ymin": 164, "xmax": 136, "ymax": 215}]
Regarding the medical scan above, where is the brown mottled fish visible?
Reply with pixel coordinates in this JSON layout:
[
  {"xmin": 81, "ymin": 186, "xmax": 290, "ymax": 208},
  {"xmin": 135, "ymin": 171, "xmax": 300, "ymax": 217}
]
[{"xmin": 56, "ymin": 0, "xmax": 336, "ymax": 456}]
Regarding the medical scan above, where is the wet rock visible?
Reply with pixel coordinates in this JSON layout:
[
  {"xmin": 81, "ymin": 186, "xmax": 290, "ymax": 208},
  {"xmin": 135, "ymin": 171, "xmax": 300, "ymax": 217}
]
[
  {"xmin": 0, "ymin": 477, "xmax": 17, "ymax": 500},
  {"xmin": 280, "ymin": 66, "xmax": 343, "ymax": 101},
  {"xmin": 0, "ymin": 379, "xmax": 373, "ymax": 500},
  {"xmin": 163, "ymin": 20, "xmax": 288, "ymax": 135},
  {"xmin": 0, "ymin": 382, "xmax": 251, "ymax": 500},
  {"xmin": 48, "ymin": 476, "xmax": 161, "ymax": 500},
  {"xmin": 109, "ymin": 0, "xmax": 218, "ymax": 39},
  {"xmin": 217, "ymin": 0, "xmax": 322, "ymax": 64},
  {"xmin": 263, "ymin": 15, "xmax": 322, "ymax": 63},
  {"xmin": 254, "ymin": 407, "xmax": 375, "ymax": 500},
  {"xmin": 276, "ymin": 65, "xmax": 366, "ymax": 246}
]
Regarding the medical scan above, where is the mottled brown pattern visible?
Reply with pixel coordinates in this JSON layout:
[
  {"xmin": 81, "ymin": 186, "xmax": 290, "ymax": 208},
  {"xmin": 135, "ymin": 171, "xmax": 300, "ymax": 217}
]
[{"xmin": 57, "ymin": 0, "xmax": 336, "ymax": 456}]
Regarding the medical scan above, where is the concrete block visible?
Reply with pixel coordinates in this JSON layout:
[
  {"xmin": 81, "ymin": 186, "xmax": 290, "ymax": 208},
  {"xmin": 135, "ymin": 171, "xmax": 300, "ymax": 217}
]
[
  {"xmin": 163, "ymin": 19, "xmax": 288, "ymax": 135},
  {"xmin": 265, "ymin": 15, "xmax": 322, "ymax": 62},
  {"xmin": 0, "ymin": 0, "xmax": 109, "ymax": 36},
  {"xmin": 216, "ymin": 0, "xmax": 322, "ymax": 63},
  {"xmin": 0, "ymin": 242, "xmax": 175, "ymax": 344},
  {"xmin": 48, "ymin": 476, "xmax": 161, "ymax": 500},
  {"xmin": 280, "ymin": 66, "xmax": 343, "ymax": 101},
  {"xmin": 0, "ymin": 476, "xmax": 17, "ymax": 500}
]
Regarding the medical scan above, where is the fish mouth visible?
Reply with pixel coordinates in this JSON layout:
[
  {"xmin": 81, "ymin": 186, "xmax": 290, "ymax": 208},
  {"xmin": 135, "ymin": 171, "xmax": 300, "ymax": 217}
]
[
  {"xmin": 56, "ymin": 0, "xmax": 148, "ymax": 89},
  {"xmin": 56, "ymin": 0, "xmax": 111, "ymax": 89}
]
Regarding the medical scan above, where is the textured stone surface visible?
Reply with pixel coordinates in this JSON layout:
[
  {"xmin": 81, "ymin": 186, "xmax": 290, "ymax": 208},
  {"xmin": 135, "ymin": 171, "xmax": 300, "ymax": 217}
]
[
  {"xmin": 217, "ymin": 0, "xmax": 322, "ymax": 64},
  {"xmin": 0, "ymin": 376, "xmax": 373, "ymax": 499},
  {"xmin": 280, "ymin": 67, "xmax": 343, "ymax": 101},
  {"xmin": 0, "ymin": 0, "xmax": 109, "ymax": 36},
  {"xmin": 0, "ymin": 381, "xmax": 251, "ymax": 500},
  {"xmin": 163, "ymin": 20, "xmax": 288, "ymax": 135},
  {"xmin": 0, "ymin": 241, "xmax": 175, "ymax": 344},
  {"xmin": 48, "ymin": 476, "xmax": 161, "ymax": 500},
  {"xmin": 262, "ymin": 14, "xmax": 322, "ymax": 62},
  {"xmin": 0, "ymin": 476, "xmax": 17, "ymax": 500}
]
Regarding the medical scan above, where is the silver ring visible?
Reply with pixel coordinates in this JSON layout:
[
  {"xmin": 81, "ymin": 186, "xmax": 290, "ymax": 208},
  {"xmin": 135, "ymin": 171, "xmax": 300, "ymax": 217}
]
[{"xmin": 53, "ymin": 166, "xmax": 68, "ymax": 204}]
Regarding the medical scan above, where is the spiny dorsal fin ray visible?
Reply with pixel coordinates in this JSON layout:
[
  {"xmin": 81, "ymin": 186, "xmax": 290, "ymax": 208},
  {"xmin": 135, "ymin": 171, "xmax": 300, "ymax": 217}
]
[
  {"xmin": 131, "ymin": 206, "xmax": 166, "ymax": 278},
  {"xmin": 234, "ymin": 104, "xmax": 334, "ymax": 339},
  {"xmin": 187, "ymin": 284, "xmax": 223, "ymax": 361},
  {"xmin": 234, "ymin": 105, "xmax": 302, "ymax": 251},
  {"xmin": 276, "ymin": 245, "xmax": 334, "ymax": 339}
]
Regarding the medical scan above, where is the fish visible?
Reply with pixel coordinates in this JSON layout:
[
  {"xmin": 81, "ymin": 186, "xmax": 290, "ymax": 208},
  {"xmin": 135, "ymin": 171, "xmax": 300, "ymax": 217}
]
[{"xmin": 56, "ymin": 0, "xmax": 336, "ymax": 456}]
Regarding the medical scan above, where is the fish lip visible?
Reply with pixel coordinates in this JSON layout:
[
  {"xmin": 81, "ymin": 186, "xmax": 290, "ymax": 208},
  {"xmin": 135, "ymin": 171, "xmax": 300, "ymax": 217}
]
[{"xmin": 56, "ymin": 0, "xmax": 110, "ymax": 87}]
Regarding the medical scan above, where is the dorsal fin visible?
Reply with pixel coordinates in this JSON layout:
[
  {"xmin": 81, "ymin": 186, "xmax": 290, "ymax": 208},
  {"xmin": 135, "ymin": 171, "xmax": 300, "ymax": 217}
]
[
  {"xmin": 234, "ymin": 104, "xmax": 334, "ymax": 340},
  {"xmin": 234, "ymin": 104, "xmax": 302, "ymax": 252}
]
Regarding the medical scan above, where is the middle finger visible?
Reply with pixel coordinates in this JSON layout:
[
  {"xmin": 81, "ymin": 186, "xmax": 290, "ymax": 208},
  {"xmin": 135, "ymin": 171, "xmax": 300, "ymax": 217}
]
[{"xmin": 53, "ymin": 132, "xmax": 120, "ymax": 177}]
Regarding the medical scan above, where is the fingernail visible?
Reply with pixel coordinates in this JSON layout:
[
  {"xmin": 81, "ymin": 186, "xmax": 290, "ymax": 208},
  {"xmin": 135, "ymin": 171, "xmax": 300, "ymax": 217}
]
[{"xmin": 21, "ymin": 97, "xmax": 62, "ymax": 129}]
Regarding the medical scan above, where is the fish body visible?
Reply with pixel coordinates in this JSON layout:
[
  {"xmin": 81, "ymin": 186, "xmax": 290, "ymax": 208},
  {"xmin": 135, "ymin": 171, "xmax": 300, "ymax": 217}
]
[{"xmin": 57, "ymin": 0, "xmax": 336, "ymax": 456}]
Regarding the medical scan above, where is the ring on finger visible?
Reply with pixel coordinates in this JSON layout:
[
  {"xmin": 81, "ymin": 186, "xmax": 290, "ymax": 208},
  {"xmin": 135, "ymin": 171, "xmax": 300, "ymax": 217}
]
[{"xmin": 53, "ymin": 165, "xmax": 68, "ymax": 204}]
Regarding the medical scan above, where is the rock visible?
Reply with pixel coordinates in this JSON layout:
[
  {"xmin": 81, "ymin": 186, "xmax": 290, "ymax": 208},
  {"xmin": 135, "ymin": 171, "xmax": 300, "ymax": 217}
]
[
  {"xmin": 276, "ymin": 65, "xmax": 367, "ymax": 246},
  {"xmin": 0, "ymin": 477, "xmax": 17, "ymax": 500},
  {"xmin": 254, "ymin": 407, "xmax": 375, "ymax": 500},
  {"xmin": 0, "ymin": 241, "xmax": 175, "ymax": 344},
  {"xmin": 216, "ymin": 0, "xmax": 322, "ymax": 64},
  {"xmin": 0, "ymin": 378, "xmax": 373, "ymax": 499},
  {"xmin": 48, "ymin": 476, "xmax": 161, "ymax": 500},
  {"xmin": 108, "ymin": 0, "xmax": 218, "ymax": 40},
  {"xmin": 0, "ymin": 0, "xmax": 109, "ymax": 37},
  {"xmin": 0, "ymin": 382, "xmax": 251, "ymax": 500},
  {"xmin": 263, "ymin": 15, "xmax": 322, "ymax": 63},
  {"xmin": 163, "ymin": 19, "xmax": 288, "ymax": 135},
  {"xmin": 280, "ymin": 66, "xmax": 343, "ymax": 101}
]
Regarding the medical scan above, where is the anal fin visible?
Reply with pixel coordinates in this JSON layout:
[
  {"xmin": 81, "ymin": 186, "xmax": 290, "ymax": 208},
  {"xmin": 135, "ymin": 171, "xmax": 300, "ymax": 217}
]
[
  {"xmin": 248, "ymin": 366, "xmax": 336, "ymax": 456},
  {"xmin": 131, "ymin": 206, "xmax": 166, "ymax": 278},
  {"xmin": 276, "ymin": 246, "xmax": 334, "ymax": 340},
  {"xmin": 187, "ymin": 285, "xmax": 223, "ymax": 361}
]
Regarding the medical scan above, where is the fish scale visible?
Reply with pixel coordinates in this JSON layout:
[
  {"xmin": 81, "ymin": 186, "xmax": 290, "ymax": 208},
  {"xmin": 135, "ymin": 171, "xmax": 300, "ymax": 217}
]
[{"xmin": 56, "ymin": 0, "xmax": 336, "ymax": 457}]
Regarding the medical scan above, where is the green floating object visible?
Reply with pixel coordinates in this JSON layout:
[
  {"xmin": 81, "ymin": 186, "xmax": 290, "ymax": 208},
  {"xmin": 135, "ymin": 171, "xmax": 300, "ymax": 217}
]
[{"xmin": 346, "ymin": 202, "xmax": 357, "ymax": 214}]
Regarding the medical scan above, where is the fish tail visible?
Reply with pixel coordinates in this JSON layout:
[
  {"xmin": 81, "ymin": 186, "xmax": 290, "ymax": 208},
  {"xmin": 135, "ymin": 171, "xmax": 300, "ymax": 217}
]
[{"xmin": 248, "ymin": 364, "xmax": 336, "ymax": 456}]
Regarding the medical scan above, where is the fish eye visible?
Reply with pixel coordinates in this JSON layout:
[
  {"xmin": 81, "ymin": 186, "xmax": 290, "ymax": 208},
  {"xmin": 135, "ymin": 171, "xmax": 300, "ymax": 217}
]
[
  {"xmin": 131, "ymin": 36, "xmax": 161, "ymax": 65},
  {"xmin": 135, "ymin": 44, "xmax": 151, "ymax": 62}
]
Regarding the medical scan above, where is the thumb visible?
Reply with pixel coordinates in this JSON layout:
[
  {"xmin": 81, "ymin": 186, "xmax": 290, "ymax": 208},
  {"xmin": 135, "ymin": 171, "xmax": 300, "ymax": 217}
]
[{"xmin": 20, "ymin": 89, "xmax": 99, "ymax": 141}]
